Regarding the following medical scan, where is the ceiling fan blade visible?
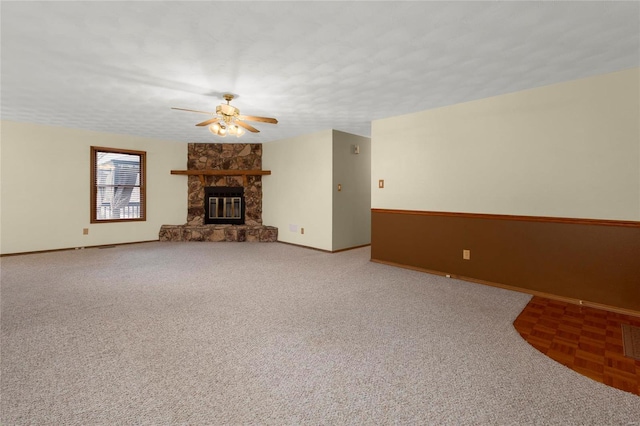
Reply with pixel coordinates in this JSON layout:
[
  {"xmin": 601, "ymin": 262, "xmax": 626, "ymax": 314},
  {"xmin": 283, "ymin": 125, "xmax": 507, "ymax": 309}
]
[
  {"xmin": 171, "ymin": 107, "xmax": 215, "ymax": 115},
  {"xmin": 235, "ymin": 120, "xmax": 260, "ymax": 133},
  {"xmin": 238, "ymin": 115, "xmax": 278, "ymax": 124},
  {"xmin": 195, "ymin": 117, "xmax": 220, "ymax": 127}
]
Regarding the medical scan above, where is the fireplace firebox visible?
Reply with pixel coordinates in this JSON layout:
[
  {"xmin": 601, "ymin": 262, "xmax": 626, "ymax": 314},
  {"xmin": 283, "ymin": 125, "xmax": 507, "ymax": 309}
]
[{"xmin": 204, "ymin": 187, "xmax": 245, "ymax": 225}]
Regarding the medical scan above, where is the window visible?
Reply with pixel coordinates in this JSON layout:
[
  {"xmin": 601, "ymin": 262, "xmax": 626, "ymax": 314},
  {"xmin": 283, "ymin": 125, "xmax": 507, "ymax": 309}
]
[{"xmin": 91, "ymin": 146, "xmax": 146, "ymax": 223}]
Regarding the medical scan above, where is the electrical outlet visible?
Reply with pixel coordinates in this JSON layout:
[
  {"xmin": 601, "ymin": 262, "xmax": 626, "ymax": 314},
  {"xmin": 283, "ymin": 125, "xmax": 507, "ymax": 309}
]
[
  {"xmin": 83, "ymin": 228, "xmax": 89, "ymax": 235},
  {"xmin": 378, "ymin": 179, "xmax": 384, "ymax": 188},
  {"xmin": 463, "ymin": 249, "xmax": 471, "ymax": 260},
  {"xmin": 301, "ymin": 228, "xmax": 305, "ymax": 235}
]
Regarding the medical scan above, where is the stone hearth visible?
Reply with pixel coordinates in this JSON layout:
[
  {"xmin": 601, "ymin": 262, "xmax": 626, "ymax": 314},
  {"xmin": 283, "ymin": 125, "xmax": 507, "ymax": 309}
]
[{"xmin": 159, "ymin": 225, "xmax": 277, "ymax": 242}]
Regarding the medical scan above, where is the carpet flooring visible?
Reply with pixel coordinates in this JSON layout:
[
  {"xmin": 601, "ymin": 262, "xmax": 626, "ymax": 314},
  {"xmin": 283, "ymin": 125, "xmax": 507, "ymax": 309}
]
[{"xmin": 1, "ymin": 242, "xmax": 639, "ymax": 425}]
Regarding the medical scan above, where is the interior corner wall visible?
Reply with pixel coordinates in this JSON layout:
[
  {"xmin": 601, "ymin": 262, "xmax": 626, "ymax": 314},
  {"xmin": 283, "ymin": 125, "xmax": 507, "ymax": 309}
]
[
  {"xmin": 370, "ymin": 68, "xmax": 640, "ymax": 312},
  {"xmin": 372, "ymin": 68, "xmax": 640, "ymax": 221},
  {"xmin": 0, "ymin": 121, "xmax": 187, "ymax": 255},
  {"xmin": 262, "ymin": 130, "xmax": 333, "ymax": 251},
  {"xmin": 332, "ymin": 130, "xmax": 371, "ymax": 251}
]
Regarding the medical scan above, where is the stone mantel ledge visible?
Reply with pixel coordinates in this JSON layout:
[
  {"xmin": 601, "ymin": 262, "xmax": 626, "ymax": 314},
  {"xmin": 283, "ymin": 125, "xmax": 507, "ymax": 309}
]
[{"xmin": 159, "ymin": 224, "xmax": 278, "ymax": 243}]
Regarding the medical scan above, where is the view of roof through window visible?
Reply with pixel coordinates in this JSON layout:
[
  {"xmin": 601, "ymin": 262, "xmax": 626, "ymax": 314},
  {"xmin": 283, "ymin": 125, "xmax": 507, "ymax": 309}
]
[{"xmin": 95, "ymin": 151, "xmax": 142, "ymax": 220}]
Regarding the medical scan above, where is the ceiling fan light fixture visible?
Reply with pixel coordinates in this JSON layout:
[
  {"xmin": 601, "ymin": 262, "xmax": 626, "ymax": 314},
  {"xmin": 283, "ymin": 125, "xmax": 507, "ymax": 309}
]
[
  {"xmin": 173, "ymin": 92, "xmax": 276, "ymax": 138},
  {"xmin": 209, "ymin": 122, "xmax": 228, "ymax": 137},
  {"xmin": 209, "ymin": 122, "xmax": 221, "ymax": 134}
]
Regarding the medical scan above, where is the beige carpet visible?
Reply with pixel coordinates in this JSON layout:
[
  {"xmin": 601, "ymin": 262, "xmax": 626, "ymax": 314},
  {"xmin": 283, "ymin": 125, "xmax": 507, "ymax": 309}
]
[{"xmin": 1, "ymin": 242, "xmax": 639, "ymax": 425}]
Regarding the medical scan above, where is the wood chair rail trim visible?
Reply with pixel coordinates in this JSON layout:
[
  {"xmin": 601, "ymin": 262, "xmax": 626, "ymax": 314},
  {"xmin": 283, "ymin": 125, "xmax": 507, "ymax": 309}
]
[{"xmin": 371, "ymin": 208, "xmax": 640, "ymax": 228}]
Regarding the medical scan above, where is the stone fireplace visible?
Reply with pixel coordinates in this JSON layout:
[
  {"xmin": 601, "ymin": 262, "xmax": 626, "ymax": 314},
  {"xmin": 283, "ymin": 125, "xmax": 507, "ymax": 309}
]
[
  {"xmin": 159, "ymin": 143, "xmax": 277, "ymax": 242},
  {"xmin": 186, "ymin": 143, "xmax": 262, "ymax": 226}
]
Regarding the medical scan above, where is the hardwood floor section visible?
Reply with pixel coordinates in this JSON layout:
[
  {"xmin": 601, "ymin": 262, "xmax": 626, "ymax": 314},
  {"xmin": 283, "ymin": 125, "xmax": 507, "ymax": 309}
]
[{"xmin": 514, "ymin": 296, "xmax": 640, "ymax": 396}]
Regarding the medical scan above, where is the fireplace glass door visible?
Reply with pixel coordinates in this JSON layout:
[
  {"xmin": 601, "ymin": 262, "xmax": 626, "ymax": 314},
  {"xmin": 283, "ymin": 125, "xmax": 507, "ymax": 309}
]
[
  {"xmin": 209, "ymin": 197, "xmax": 242, "ymax": 220},
  {"xmin": 204, "ymin": 186, "xmax": 245, "ymax": 225}
]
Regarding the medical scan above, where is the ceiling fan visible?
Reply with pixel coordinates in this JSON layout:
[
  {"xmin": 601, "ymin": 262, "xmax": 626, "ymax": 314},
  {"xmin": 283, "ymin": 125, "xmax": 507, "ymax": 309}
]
[{"xmin": 172, "ymin": 94, "xmax": 278, "ymax": 137}]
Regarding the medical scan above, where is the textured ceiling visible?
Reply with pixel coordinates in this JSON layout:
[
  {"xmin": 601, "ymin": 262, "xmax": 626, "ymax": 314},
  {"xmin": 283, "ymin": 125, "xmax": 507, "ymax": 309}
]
[{"xmin": 1, "ymin": 1, "xmax": 639, "ymax": 143}]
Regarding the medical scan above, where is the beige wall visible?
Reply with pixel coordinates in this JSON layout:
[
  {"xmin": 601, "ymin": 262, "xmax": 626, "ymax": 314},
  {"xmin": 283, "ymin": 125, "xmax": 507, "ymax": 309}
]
[
  {"xmin": 0, "ymin": 121, "xmax": 187, "ymax": 254},
  {"xmin": 371, "ymin": 68, "xmax": 640, "ymax": 221},
  {"xmin": 332, "ymin": 130, "xmax": 371, "ymax": 251},
  {"xmin": 263, "ymin": 129, "xmax": 372, "ymax": 251},
  {"xmin": 263, "ymin": 130, "xmax": 334, "ymax": 251}
]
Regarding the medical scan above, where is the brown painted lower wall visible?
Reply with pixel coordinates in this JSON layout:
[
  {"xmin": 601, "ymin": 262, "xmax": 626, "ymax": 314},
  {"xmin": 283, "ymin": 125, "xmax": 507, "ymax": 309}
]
[{"xmin": 371, "ymin": 209, "xmax": 640, "ymax": 312}]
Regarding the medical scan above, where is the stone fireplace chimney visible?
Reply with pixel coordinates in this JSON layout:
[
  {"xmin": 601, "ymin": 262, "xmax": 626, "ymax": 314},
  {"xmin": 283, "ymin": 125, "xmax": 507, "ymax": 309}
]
[{"xmin": 187, "ymin": 143, "xmax": 263, "ymax": 226}]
